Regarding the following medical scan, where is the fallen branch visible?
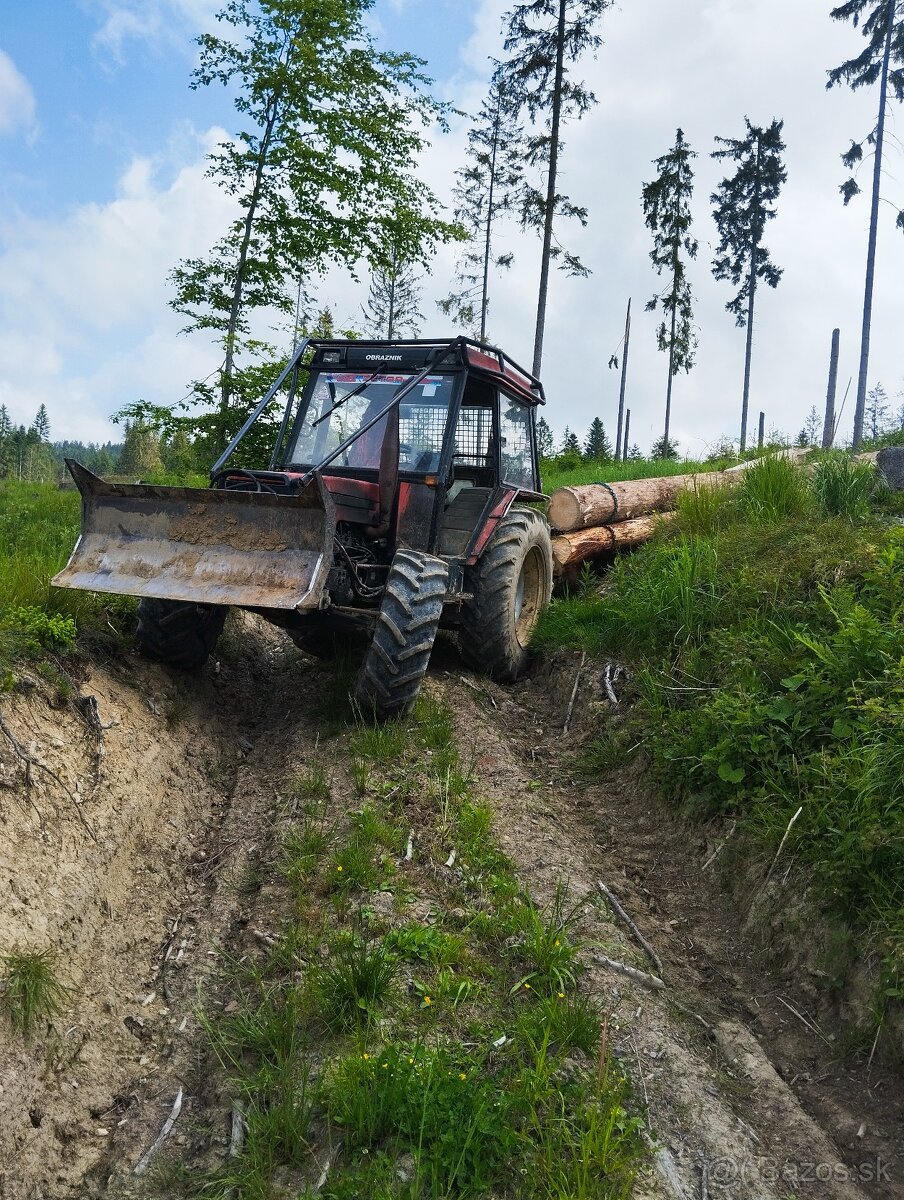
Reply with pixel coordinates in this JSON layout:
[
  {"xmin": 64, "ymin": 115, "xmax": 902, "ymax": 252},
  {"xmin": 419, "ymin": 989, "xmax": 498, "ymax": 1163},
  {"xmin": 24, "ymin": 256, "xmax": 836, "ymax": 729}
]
[
  {"xmin": 764, "ymin": 806, "xmax": 803, "ymax": 884},
  {"xmin": 596, "ymin": 881, "xmax": 664, "ymax": 977},
  {"xmin": 602, "ymin": 662, "xmax": 629, "ymax": 706},
  {"xmin": 229, "ymin": 1101, "xmax": 247, "ymax": 1158},
  {"xmin": 702, "ymin": 821, "xmax": 736, "ymax": 872},
  {"xmin": 313, "ymin": 1142, "xmax": 342, "ymax": 1193},
  {"xmin": 595, "ymin": 954, "xmax": 665, "ymax": 991},
  {"xmin": 562, "ymin": 653, "xmax": 586, "ymax": 734},
  {"xmin": 133, "ymin": 1087, "xmax": 183, "ymax": 1175},
  {"xmin": 776, "ymin": 995, "xmax": 831, "ymax": 1046}
]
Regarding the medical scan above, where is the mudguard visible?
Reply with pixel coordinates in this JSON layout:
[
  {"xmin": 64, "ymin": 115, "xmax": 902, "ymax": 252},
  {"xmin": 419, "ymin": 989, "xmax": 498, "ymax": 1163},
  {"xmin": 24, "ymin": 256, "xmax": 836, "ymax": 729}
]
[{"xmin": 52, "ymin": 460, "xmax": 334, "ymax": 611}]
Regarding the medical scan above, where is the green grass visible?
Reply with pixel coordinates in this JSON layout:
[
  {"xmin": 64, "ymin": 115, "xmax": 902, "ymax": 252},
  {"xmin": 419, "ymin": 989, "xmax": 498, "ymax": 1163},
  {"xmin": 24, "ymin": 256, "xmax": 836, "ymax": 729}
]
[
  {"xmin": 811, "ymin": 453, "xmax": 880, "ymax": 521},
  {"xmin": 183, "ymin": 695, "xmax": 647, "ymax": 1199},
  {"xmin": 0, "ymin": 480, "xmax": 136, "ymax": 675},
  {"xmin": 541, "ymin": 455, "xmax": 707, "ymax": 494},
  {"xmin": 1, "ymin": 947, "xmax": 69, "ymax": 1040},
  {"xmin": 534, "ymin": 459, "xmax": 904, "ymax": 1009}
]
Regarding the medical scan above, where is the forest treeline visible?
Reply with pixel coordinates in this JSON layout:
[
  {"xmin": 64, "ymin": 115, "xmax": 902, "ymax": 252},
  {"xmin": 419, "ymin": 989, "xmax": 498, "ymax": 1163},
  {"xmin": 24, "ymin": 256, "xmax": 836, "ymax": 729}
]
[{"xmin": 7, "ymin": 0, "xmax": 904, "ymax": 470}]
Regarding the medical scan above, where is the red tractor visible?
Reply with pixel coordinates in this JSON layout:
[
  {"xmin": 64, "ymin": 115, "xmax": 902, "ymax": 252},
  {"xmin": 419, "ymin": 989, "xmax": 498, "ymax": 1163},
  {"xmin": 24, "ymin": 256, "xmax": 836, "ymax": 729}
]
[{"xmin": 54, "ymin": 336, "xmax": 553, "ymax": 719}]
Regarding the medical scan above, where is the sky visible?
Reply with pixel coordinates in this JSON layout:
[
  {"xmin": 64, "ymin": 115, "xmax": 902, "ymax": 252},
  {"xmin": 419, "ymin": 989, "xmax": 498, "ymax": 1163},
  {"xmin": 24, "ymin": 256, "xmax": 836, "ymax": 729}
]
[{"xmin": 0, "ymin": 0, "xmax": 902, "ymax": 455}]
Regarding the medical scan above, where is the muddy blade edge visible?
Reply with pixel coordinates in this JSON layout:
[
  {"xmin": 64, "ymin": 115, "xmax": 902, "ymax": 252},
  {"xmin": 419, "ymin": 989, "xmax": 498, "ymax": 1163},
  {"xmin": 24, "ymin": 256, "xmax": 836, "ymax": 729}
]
[{"xmin": 52, "ymin": 460, "xmax": 334, "ymax": 611}]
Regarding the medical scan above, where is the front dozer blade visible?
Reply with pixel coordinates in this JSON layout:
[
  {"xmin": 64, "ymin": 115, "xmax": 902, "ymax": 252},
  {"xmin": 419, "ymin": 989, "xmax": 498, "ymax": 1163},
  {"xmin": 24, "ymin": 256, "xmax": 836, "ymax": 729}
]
[{"xmin": 52, "ymin": 460, "xmax": 334, "ymax": 611}]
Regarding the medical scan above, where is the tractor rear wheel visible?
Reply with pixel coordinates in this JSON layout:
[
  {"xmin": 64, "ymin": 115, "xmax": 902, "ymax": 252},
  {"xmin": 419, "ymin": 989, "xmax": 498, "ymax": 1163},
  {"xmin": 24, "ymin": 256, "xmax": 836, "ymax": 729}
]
[
  {"xmin": 354, "ymin": 548, "xmax": 449, "ymax": 721},
  {"xmin": 459, "ymin": 507, "xmax": 552, "ymax": 682},
  {"xmin": 136, "ymin": 598, "xmax": 227, "ymax": 669}
]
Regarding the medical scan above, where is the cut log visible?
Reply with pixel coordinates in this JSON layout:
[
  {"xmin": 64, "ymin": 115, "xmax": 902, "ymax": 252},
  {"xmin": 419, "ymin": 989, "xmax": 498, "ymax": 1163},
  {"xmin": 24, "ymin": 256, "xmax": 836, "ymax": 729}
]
[
  {"xmin": 548, "ymin": 472, "xmax": 732, "ymax": 531},
  {"xmin": 552, "ymin": 513, "xmax": 674, "ymax": 569}
]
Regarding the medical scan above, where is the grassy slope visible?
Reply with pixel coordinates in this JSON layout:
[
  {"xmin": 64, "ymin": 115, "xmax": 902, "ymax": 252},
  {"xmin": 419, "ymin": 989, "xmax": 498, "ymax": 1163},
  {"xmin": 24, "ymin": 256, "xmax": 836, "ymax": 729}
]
[
  {"xmin": 534, "ymin": 456, "xmax": 904, "ymax": 1011},
  {"xmin": 0, "ymin": 481, "xmax": 136, "ymax": 677},
  {"xmin": 157, "ymin": 693, "xmax": 646, "ymax": 1199}
]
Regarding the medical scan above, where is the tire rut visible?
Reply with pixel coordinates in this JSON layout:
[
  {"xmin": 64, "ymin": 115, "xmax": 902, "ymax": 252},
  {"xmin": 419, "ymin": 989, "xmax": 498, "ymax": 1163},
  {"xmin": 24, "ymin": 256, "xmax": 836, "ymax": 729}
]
[{"xmin": 445, "ymin": 663, "xmax": 900, "ymax": 1200}]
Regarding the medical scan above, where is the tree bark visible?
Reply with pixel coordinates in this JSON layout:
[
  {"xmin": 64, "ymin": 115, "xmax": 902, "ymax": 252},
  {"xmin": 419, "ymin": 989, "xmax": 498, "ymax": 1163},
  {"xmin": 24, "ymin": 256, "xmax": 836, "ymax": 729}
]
[
  {"xmin": 615, "ymin": 298, "xmax": 631, "ymax": 461},
  {"xmin": 531, "ymin": 0, "xmax": 566, "ymax": 379},
  {"xmin": 852, "ymin": 3, "xmax": 894, "ymax": 450},
  {"xmin": 822, "ymin": 327, "xmax": 840, "ymax": 449},
  {"xmin": 548, "ymin": 471, "xmax": 734, "ymax": 531},
  {"xmin": 664, "ymin": 294, "xmax": 677, "ymax": 447},
  {"xmin": 552, "ymin": 513, "xmax": 675, "ymax": 570},
  {"xmin": 219, "ymin": 86, "xmax": 283, "ymax": 451},
  {"xmin": 740, "ymin": 134, "xmax": 762, "ymax": 453},
  {"xmin": 480, "ymin": 100, "xmax": 501, "ymax": 344}
]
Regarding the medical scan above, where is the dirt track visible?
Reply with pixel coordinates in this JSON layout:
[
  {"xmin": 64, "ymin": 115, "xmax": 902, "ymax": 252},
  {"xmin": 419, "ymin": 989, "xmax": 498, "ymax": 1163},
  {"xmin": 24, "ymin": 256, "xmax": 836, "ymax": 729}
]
[{"xmin": 0, "ymin": 622, "xmax": 900, "ymax": 1198}]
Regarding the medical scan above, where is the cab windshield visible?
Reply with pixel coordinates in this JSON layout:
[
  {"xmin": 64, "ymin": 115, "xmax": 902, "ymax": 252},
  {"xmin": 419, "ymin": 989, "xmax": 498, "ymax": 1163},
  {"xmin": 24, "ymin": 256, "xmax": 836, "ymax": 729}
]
[{"xmin": 287, "ymin": 371, "xmax": 456, "ymax": 473}]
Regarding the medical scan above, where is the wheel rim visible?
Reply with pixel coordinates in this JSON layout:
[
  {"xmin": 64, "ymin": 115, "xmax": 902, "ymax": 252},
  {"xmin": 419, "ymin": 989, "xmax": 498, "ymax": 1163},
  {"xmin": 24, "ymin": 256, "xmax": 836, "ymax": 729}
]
[{"xmin": 513, "ymin": 546, "xmax": 544, "ymax": 648}]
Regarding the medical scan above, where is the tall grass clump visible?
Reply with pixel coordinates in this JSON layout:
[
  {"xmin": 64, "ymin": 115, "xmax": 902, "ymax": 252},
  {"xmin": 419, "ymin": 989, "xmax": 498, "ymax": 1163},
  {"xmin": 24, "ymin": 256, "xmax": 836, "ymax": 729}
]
[
  {"xmin": 533, "ymin": 534, "xmax": 720, "ymax": 658},
  {"xmin": 737, "ymin": 455, "xmax": 810, "ymax": 520},
  {"xmin": 1, "ymin": 947, "xmax": 69, "ymax": 1040},
  {"xmin": 810, "ymin": 454, "xmax": 878, "ymax": 521}
]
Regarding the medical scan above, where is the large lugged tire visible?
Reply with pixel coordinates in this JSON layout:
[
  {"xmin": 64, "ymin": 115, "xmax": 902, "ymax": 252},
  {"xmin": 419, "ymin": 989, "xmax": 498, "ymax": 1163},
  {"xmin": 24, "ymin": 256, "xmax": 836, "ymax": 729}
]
[
  {"xmin": 136, "ymin": 599, "xmax": 227, "ymax": 669},
  {"xmin": 459, "ymin": 507, "xmax": 552, "ymax": 682},
  {"xmin": 354, "ymin": 549, "xmax": 449, "ymax": 721}
]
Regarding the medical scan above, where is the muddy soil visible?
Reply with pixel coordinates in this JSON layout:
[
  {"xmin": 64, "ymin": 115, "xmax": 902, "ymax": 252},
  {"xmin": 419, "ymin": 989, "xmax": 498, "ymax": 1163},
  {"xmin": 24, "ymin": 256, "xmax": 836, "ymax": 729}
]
[{"xmin": 0, "ymin": 629, "xmax": 900, "ymax": 1198}]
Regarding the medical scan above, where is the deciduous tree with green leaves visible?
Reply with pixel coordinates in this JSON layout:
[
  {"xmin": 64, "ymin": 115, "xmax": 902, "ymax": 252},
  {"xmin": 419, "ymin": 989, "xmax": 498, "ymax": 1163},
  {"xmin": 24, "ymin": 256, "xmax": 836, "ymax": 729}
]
[
  {"xmin": 711, "ymin": 118, "xmax": 786, "ymax": 452},
  {"xmin": 440, "ymin": 67, "xmax": 523, "ymax": 342},
  {"xmin": 171, "ymin": 0, "xmax": 459, "ymax": 449},
  {"xmin": 642, "ymin": 129, "xmax": 698, "ymax": 452},
  {"xmin": 501, "ymin": 0, "xmax": 611, "ymax": 376},
  {"xmin": 827, "ymin": 0, "xmax": 904, "ymax": 449}
]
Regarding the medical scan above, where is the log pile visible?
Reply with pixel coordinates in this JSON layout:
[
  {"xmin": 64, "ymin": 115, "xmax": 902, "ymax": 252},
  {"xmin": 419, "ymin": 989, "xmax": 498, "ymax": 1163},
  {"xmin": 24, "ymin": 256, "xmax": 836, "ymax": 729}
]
[{"xmin": 547, "ymin": 471, "xmax": 733, "ymax": 575}]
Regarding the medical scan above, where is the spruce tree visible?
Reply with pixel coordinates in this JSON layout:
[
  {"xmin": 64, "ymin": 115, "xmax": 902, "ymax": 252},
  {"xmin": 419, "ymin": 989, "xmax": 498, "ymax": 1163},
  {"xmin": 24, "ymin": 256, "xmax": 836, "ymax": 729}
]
[
  {"xmin": 440, "ymin": 67, "xmax": 523, "ymax": 341},
  {"xmin": 583, "ymin": 416, "xmax": 612, "ymax": 461},
  {"xmin": 711, "ymin": 118, "xmax": 786, "ymax": 452},
  {"xmin": 866, "ymin": 381, "xmax": 891, "ymax": 438},
  {"xmin": 536, "ymin": 415, "xmax": 555, "ymax": 457},
  {"xmin": 560, "ymin": 427, "xmax": 581, "ymax": 455},
  {"xmin": 31, "ymin": 403, "xmax": 50, "ymax": 442},
  {"xmin": 0, "ymin": 405, "xmax": 12, "ymax": 478},
  {"xmin": 642, "ymin": 129, "xmax": 698, "ymax": 451},
  {"xmin": 827, "ymin": 1, "xmax": 904, "ymax": 449},
  {"xmin": 501, "ymin": 0, "xmax": 612, "ymax": 376},
  {"xmin": 363, "ymin": 244, "xmax": 423, "ymax": 340},
  {"xmin": 650, "ymin": 435, "xmax": 679, "ymax": 460}
]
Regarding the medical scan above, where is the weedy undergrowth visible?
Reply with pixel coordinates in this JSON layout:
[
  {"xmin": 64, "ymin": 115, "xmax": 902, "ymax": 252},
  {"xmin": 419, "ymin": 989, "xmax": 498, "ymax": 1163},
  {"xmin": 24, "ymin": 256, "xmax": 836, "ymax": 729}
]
[
  {"xmin": 184, "ymin": 693, "xmax": 647, "ymax": 1198},
  {"xmin": 1, "ymin": 947, "xmax": 69, "ymax": 1040}
]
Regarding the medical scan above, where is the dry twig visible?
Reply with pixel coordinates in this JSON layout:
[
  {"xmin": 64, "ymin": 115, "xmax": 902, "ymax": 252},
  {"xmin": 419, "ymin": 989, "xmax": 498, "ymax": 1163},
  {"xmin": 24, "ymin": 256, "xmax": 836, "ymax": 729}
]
[
  {"xmin": 563, "ymin": 653, "xmax": 586, "ymax": 734},
  {"xmin": 596, "ymin": 881, "xmax": 664, "ymax": 976},
  {"xmin": 702, "ymin": 821, "xmax": 736, "ymax": 871},
  {"xmin": 133, "ymin": 1087, "xmax": 183, "ymax": 1175},
  {"xmin": 764, "ymin": 806, "xmax": 802, "ymax": 884},
  {"xmin": 596, "ymin": 954, "xmax": 666, "ymax": 991}
]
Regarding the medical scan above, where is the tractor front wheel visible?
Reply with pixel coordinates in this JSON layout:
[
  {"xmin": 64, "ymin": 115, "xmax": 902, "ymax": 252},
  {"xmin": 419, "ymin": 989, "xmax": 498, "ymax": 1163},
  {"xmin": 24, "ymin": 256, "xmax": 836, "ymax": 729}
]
[
  {"xmin": 459, "ymin": 507, "xmax": 552, "ymax": 682},
  {"xmin": 136, "ymin": 598, "xmax": 227, "ymax": 669},
  {"xmin": 354, "ymin": 548, "xmax": 449, "ymax": 722}
]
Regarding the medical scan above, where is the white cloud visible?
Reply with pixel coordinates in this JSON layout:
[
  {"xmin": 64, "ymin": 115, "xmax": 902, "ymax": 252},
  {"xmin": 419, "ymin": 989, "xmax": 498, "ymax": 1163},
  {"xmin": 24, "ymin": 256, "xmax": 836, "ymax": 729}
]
[
  {"xmin": 424, "ymin": 0, "xmax": 904, "ymax": 453},
  {"xmin": 0, "ymin": 49, "xmax": 37, "ymax": 141},
  {"xmin": 90, "ymin": 0, "xmax": 220, "ymax": 61},
  {"xmin": 0, "ymin": 127, "xmax": 235, "ymax": 441}
]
